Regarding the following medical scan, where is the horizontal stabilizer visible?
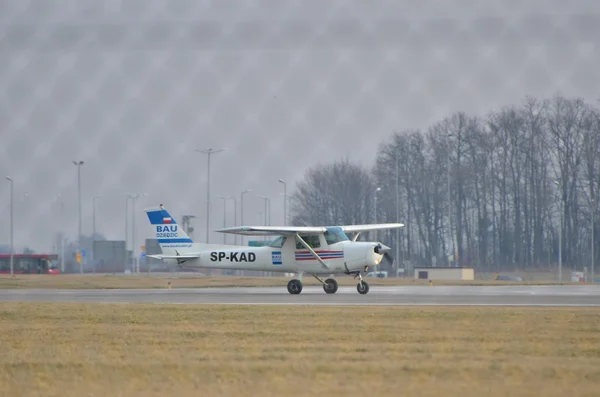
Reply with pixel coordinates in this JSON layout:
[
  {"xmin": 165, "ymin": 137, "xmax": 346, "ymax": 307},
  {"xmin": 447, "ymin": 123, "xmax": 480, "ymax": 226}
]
[{"xmin": 147, "ymin": 253, "xmax": 201, "ymax": 260}]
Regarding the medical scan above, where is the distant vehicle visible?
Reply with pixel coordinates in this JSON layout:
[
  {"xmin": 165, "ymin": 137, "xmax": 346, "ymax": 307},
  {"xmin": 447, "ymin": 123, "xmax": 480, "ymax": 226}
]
[
  {"xmin": 366, "ymin": 271, "xmax": 388, "ymax": 278},
  {"xmin": 145, "ymin": 204, "xmax": 403, "ymax": 295},
  {"xmin": 495, "ymin": 275, "xmax": 523, "ymax": 281},
  {"xmin": 0, "ymin": 254, "xmax": 60, "ymax": 274}
]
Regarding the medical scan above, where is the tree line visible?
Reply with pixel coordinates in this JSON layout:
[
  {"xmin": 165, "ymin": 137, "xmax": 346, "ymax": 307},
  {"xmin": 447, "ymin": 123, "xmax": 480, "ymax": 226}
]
[{"xmin": 289, "ymin": 94, "xmax": 600, "ymax": 272}]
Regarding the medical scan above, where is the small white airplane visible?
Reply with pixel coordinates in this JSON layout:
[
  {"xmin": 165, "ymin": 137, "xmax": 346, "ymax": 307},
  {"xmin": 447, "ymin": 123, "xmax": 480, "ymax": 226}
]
[{"xmin": 145, "ymin": 204, "xmax": 404, "ymax": 295}]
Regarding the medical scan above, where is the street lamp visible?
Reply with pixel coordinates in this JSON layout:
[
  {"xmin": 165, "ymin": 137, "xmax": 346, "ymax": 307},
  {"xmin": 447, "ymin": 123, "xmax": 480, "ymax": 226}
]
[
  {"xmin": 240, "ymin": 188, "xmax": 252, "ymax": 245},
  {"xmin": 226, "ymin": 195, "xmax": 237, "ymax": 244},
  {"xmin": 92, "ymin": 196, "xmax": 101, "ymax": 273},
  {"xmin": 55, "ymin": 194, "xmax": 65, "ymax": 273},
  {"xmin": 217, "ymin": 196, "xmax": 227, "ymax": 244},
  {"xmin": 582, "ymin": 184, "xmax": 596, "ymax": 284},
  {"xmin": 5, "ymin": 176, "xmax": 13, "ymax": 277},
  {"xmin": 278, "ymin": 179, "xmax": 287, "ymax": 226},
  {"xmin": 592, "ymin": 195, "xmax": 596, "ymax": 284},
  {"xmin": 554, "ymin": 180, "xmax": 562, "ymax": 282},
  {"xmin": 395, "ymin": 147, "xmax": 400, "ymax": 277},
  {"xmin": 373, "ymin": 186, "xmax": 382, "ymax": 273},
  {"xmin": 196, "ymin": 147, "xmax": 226, "ymax": 244},
  {"xmin": 256, "ymin": 195, "xmax": 271, "ymax": 243},
  {"xmin": 181, "ymin": 215, "xmax": 196, "ymax": 240},
  {"xmin": 256, "ymin": 195, "xmax": 271, "ymax": 225},
  {"xmin": 129, "ymin": 193, "xmax": 148, "ymax": 274},
  {"xmin": 72, "ymin": 160, "xmax": 84, "ymax": 273},
  {"xmin": 125, "ymin": 194, "xmax": 130, "ymax": 258},
  {"xmin": 374, "ymin": 187, "xmax": 382, "ymax": 218},
  {"xmin": 446, "ymin": 133, "xmax": 455, "ymax": 266}
]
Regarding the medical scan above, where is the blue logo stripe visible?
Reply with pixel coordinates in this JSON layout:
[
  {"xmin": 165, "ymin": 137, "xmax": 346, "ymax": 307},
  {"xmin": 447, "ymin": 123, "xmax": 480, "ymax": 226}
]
[{"xmin": 157, "ymin": 238, "xmax": 193, "ymax": 243}]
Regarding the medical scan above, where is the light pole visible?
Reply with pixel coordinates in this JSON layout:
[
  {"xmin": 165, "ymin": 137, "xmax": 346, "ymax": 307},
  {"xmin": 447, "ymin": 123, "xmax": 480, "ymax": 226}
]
[
  {"xmin": 226, "ymin": 195, "xmax": 237, "ymax": 244},
  {"xmin": 395, "ymin": 148, "xmax": 400, "ymax": 277},
  {"xmin": 5, "ymin": 176, "xmax": 13, "ymax": 277},
  {"xmin": 446, "ymin": 134, "xmax": 455, "ymax": 266},
  {"xmin": 374, "ymin": 186, "xmax": 382, "ymax": 274},
  {"xmin": 374, "ymin": 187, "xmax": 381, "ymax": 241},
  {"xmin": 72, "ymin": 161, "xmax": 84, "ymax": 273},
  {"xmin": 240, "ymin": 188, "xmax": 252, "ymax": 246},
  {"xmin": 554, "ymin": 180, "xmax": 562, "ymax": 282},
  {"xmin": 256, "ymin": 195, "xmax": 270, "ymax": 225},
  {"xmin": 129, "ymin": 193, "xmax": 148, "ymax": 274},
  {"xmin": 278, "ymin": 179, "xmax": 287, "ymax": 226},
  {"xmin": 125, "ymin": 194, "xmax": 131, "ymax": 268},
  {"xmin": 181, "ymin": 215, "xmax": 196, "ymax": 240},
  {"xmin": 55, "ymin": 194, "xmax": 65, "ymax": 273},
  {"xmin": 583, "ymin": 185, "xmax": 595, "ymax": 284},
  {"xmin": 217, "ymin": 196, "xmax": 227, "ymax": 244},
  {"xmin": 196, "ymin": 148, "xmax": 225, "ymax": 244},
  {"xmin": 592, "ymin": 195, "xmax": 595, "ymax": 284},
  {"xmin": 92, "ymin": 196, "xmax": 101, "ymax": 273},
  {"xmin": 256, "ymin": 196, "xmax": 270, "ymax": 242}
]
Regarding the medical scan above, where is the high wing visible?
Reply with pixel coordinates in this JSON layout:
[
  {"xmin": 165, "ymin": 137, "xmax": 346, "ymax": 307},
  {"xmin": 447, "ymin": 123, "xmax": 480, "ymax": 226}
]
[
  {"xmin": 215, "ymin": 226, "xmax": 327, "ymax": 236},
  {"xmin": 215, "ymin": 223, "xmax": 404, "ymax": 236},
  {"xmin": 338, "ymin": 223, "xmax": 405, "ymax": 233}
]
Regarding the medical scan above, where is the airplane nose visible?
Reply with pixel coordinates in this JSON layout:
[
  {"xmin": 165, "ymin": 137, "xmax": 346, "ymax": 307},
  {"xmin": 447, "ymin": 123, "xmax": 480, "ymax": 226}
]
[{"xmin": 374, "ymin": 243, "xmax": 391, "ymax": 254}]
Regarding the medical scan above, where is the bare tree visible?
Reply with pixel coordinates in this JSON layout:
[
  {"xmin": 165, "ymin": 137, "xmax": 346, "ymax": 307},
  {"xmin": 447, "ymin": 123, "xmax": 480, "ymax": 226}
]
[
  {"xmin": 289, "ymin": 158, "xmax": 375, "ymax": 228},
  {"xmin": 291, "ymin": 94, "xmax": 600, "ymax": 275}
]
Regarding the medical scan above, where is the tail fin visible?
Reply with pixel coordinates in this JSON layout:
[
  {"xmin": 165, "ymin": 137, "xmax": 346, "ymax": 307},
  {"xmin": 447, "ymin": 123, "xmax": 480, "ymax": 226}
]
[{"xmin": 145, "ymin": 204, "xmax": 195, "ymax": 255}]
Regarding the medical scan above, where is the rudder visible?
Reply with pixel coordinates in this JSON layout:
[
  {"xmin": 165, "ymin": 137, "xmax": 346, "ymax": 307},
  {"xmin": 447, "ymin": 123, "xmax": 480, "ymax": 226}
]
[{"xmin": 145, "ymin": 204, "xmax": 194, "ymax": 255}]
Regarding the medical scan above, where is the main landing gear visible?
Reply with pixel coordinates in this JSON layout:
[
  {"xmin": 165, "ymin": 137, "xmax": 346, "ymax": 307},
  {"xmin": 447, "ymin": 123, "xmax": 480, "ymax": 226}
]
[
  {"xmin": 286, "ymin": 274, "xmax": 369, "ymax": 295},
  {"xmin": 287, "ymin": 279, "xmax": 303, "ymax": 294}
]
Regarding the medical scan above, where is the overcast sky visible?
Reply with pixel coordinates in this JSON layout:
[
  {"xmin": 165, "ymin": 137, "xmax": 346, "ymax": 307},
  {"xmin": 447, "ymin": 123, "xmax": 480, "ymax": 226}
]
[{"xmin": 0, "ymin": 0, "xmax": 599, "ymax": 253}]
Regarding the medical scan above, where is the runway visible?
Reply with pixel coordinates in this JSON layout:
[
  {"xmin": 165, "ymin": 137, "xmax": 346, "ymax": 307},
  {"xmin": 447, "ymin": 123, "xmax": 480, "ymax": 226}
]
[{"xmin": 1, "ymin": 285, "xmax": 599, "ymax": 306}]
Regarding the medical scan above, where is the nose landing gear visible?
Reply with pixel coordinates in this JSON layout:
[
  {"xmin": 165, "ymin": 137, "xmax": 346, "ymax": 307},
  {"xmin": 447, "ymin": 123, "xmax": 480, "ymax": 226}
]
[{"xmin": 343, "ymin": 264, "xmax": 370, "ymax": 295}]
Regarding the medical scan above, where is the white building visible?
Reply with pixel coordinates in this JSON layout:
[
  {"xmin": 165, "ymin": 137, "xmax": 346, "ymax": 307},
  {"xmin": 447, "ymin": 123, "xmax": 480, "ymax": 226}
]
[{"xmin": 414, "ymin": 267, "xmax": 475, "ymax": 281}]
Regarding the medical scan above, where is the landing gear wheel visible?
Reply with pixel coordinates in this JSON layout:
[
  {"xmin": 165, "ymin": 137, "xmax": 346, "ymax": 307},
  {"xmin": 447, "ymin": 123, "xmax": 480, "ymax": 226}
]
[
  {"xmin": 287, "ymin": 279, "xmax": 303, "ymax": 295},
  {"xmin": 357, "ymin": 280, "xmax": 369, "ymax": 295},
  {"xmin": 323, "ymin": 278, "xmax": 338, "ymax": 294}
]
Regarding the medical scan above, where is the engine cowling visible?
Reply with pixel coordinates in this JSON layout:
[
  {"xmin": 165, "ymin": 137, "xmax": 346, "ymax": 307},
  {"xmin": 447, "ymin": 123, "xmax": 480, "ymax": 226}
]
[{"xmin": 343, "ymin": 242, "xmax": 391, "ymax": 271}]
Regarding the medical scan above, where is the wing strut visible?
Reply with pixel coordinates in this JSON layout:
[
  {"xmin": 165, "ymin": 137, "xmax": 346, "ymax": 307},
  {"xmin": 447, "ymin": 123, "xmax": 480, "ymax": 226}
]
[
  {"xmin": 295, "ymin": 233, "xmax": 330, "ymax": 269},
  {"xmin": 350, "ymin": 232, "xmax": 361, "ymax": 242}
]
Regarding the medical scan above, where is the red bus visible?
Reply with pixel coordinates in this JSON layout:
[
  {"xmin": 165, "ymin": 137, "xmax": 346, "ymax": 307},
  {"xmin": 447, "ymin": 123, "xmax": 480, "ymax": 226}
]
[{"xmin": 0, "ymin": 254, "xmax": 61, "ymax": 274}]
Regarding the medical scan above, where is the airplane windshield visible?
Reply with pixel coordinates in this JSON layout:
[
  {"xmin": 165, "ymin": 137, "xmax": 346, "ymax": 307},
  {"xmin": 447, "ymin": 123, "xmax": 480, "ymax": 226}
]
[
  {"xmin": 324, "ymin": 227, "xmax": 349, "ymax": 244},
  {"xmin": 269, "ymin": 236, "xmax": 287, "ymax": 248}
]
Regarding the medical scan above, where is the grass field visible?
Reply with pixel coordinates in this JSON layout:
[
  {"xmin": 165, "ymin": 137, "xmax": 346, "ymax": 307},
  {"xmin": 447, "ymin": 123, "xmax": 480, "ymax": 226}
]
[
  {"xmin": 1, "ymin": 303, "xmax": 599, "ymax": 397},
  {"xmin": 0, "ymin": 274, "xmax": 580, "ymax": 290}
]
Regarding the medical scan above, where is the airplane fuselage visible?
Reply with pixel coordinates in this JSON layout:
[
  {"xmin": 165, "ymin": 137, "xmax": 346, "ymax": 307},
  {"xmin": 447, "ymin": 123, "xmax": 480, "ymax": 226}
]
[{"xmin": 162, "ymin": 240, "xmax": 383, "ymax": 275}]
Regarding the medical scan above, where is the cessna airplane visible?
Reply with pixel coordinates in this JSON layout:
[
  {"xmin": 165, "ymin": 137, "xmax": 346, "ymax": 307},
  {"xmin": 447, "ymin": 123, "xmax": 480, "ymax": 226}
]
[{"xmin": 145, "ymin": 204, "xmax": 404, "ymax": 295}]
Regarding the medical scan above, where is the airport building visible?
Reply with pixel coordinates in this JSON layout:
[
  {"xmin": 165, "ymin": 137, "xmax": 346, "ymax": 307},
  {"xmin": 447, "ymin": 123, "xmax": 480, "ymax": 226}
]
[
  {"xmin": 413, "ymin": 266, "xmax": 475, "ymax": 281},
  {"xmin": 92, "ymin": 240, "xmax": 128, "ymax": 273}
]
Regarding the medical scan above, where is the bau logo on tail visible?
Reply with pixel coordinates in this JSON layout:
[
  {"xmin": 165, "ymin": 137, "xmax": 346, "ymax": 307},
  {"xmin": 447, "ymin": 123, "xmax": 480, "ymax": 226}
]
[{"xmin": 145, "ymin": 204, "xmax": 404, "ymax": 295}]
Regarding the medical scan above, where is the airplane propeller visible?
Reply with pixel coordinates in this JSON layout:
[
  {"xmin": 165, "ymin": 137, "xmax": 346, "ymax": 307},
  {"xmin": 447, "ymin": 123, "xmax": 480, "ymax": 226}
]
[
  {"xmin": 373, "ymin": 243, "xmax": 396, "ymax": 269},
  {"xmin": 374, "ymin": 243, "xmax": 391, "ymax": 255}
]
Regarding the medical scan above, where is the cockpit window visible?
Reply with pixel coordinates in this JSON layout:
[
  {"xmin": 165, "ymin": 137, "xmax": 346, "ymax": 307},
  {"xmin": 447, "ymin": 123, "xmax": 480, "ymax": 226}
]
[
  {"xmin": 324, "ymin": 227, "xmax": 349, "ymax": 245},
  {"xmin": 296, "ymin": 235, "xmax": 321, "ymax": 249},
  {"xmin": 269, "ymin": 236, "xmax": 287, "ymax": 248}
]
